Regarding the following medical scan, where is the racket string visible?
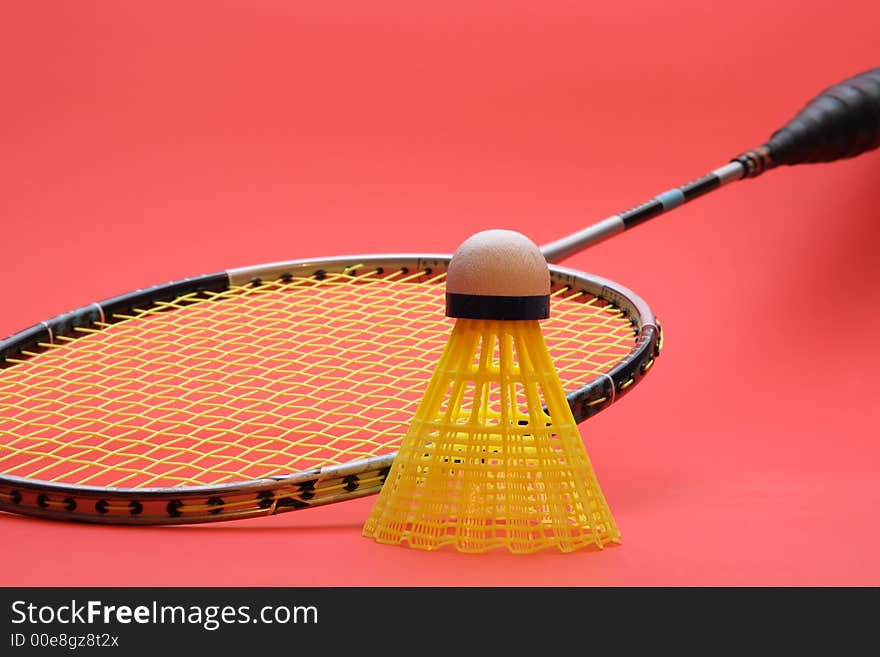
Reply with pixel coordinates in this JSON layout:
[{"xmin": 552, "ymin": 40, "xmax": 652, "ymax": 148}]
[{"xmin": 0, "ymin": 269, "xmax": 637, "ymax": 489}]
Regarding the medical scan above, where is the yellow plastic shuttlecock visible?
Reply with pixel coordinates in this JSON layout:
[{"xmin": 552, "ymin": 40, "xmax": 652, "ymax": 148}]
[{"xmin": 362, "ymin": 229, "xmax": 620, "ymax": 553}]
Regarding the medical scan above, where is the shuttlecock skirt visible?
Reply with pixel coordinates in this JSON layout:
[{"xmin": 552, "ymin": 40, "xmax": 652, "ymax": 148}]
[{"xmin": 363, "ymin": 318, "xmax": 620, "ymax": 553}]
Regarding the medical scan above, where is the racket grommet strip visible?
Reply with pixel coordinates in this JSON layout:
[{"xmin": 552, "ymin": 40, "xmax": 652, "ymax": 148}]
[{"xmin": 297, "ymin": 480, "xmax": 317, "ymax": 500}]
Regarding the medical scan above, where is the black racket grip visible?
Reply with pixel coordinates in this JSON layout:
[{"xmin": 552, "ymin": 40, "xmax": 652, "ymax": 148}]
[{"xmin": 735, "ymin": 67, "xmax": 880, "ymax": 177}]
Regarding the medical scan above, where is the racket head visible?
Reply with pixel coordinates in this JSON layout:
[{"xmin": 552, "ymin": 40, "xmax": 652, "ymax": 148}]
[{"xmin": 0, "ymin": 254, "xmax": 660, "ymax": 524}]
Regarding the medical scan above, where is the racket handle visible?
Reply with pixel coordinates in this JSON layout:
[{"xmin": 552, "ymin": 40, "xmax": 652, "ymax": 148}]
[{"xmin": 735, "ymin": 67, "xmax": 880, "ymax": 177}]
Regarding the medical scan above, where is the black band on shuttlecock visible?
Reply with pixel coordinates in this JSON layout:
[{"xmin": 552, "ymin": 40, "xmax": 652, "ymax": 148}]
[{"xmin": 445, "ymin": 293, "xmax": 550, "ymax": 320}]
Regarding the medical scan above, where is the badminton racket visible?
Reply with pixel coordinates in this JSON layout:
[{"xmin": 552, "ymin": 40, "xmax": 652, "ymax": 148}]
[{"xmin": 1, "ymin": 67, "xmax": 877, "ymax": 525}]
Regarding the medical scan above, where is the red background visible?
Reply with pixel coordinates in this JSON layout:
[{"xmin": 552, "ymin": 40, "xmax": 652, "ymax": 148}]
[{"xmin": 1, "ymin": 1, "xmax": 878, "ymax": 586}]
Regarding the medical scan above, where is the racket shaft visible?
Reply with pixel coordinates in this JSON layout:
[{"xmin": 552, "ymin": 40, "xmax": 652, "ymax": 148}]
[{"xmin": 540, "ymin": 161, "xmax": 743, "ymax": 262}]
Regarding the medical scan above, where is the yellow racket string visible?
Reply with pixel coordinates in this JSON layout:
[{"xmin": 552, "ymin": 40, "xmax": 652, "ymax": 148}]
[{"xmin": 0, "ymin": 269, "xmax": 637, "ymax": 489}]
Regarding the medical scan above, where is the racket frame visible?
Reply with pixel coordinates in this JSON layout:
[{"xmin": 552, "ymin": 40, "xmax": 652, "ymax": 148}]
[{"xmin": 0, "ymin": 254, "xmax": 659, "ymax": 524}]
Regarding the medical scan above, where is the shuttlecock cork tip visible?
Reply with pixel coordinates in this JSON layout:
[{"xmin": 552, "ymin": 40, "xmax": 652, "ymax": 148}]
[{"xmin": 446, "ymin": 229, "xmax": 550, "ymax": 320}]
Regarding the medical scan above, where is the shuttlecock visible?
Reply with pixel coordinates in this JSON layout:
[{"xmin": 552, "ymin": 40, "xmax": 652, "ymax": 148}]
[{"xmin": 362, "ymin": 229, "xmax": 620, "ymax": 553}]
